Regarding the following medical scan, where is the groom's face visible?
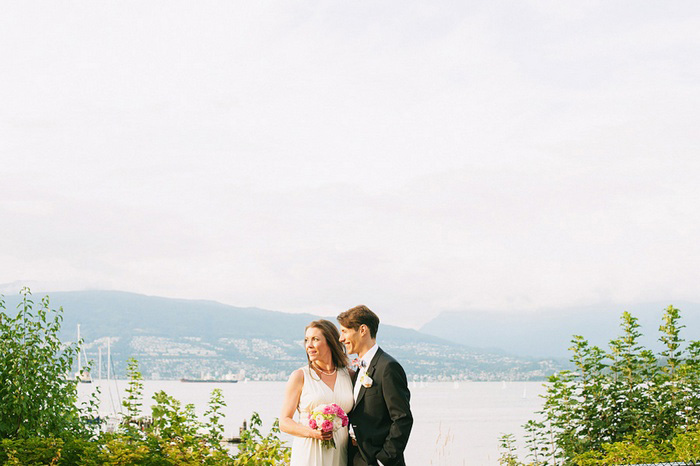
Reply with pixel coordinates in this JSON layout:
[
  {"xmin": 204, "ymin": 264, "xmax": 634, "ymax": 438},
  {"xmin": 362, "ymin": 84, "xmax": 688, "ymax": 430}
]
[{"xmin": 338, "ymin": 324, "xmax": 360, "ymax": 355}]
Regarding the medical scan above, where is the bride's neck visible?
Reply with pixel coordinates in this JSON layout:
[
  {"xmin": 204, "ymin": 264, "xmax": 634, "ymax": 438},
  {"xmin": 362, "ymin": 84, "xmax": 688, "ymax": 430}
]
[{"xmin": 314, "ymin": 359, "xmax": 334, "ymax": 372}]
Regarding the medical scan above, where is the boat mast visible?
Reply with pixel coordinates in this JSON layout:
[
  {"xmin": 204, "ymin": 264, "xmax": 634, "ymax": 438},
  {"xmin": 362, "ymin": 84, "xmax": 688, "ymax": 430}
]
[
  {"xmin": 107, "ymin": 337, "xmax": 111, "ymax": 382},
  {"xmin": 77, "ymin": 324, "xmax": 82, "ymax": 375}
]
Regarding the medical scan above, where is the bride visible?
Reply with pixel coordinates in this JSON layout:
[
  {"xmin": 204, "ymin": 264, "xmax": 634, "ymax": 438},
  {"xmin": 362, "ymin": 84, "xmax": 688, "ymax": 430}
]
[{"xmin": 280, "ymin": 319, "xmax": 354, "ymax": 466}]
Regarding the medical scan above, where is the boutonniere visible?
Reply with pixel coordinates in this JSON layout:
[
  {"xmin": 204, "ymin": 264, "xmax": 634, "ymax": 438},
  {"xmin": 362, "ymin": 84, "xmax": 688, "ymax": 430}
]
[{"xmin": 358, "ymin": 372, "xmax": 373, "ymax": 388}]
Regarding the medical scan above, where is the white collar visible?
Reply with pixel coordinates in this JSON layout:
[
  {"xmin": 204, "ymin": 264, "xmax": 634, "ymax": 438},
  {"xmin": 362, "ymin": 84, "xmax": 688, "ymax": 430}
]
[{"xmin": 360, "ymin": 343, "xmax": 379, "ymax": 367}]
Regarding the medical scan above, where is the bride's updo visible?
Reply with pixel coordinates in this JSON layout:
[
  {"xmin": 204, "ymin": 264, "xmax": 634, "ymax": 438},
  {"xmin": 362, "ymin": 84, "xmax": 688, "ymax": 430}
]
[{"xmin": 305, "ymin": 319, "xmax": 350, "ymax": 370}]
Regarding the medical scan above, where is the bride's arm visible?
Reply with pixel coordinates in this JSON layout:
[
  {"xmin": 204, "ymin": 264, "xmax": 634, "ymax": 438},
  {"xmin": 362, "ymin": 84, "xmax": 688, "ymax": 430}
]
[{"xmin": 279, "ymin": 369, "xmax": 331, "ymax": 440}]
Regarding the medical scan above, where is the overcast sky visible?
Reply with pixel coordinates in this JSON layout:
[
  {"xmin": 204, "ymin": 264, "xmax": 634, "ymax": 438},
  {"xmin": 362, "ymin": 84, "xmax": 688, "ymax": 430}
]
[{"xmin": 2, "ymin": 1, "xmax": 700, "ymax": 328}]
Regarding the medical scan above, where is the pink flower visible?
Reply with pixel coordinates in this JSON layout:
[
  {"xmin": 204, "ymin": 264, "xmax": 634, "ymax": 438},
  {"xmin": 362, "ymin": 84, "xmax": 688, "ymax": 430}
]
[
  {"xmin": 321, "ymin": 420, "xmax": 333, "ymax": 432},
  {"xmin": 341, "ymin": 415, "xmax": 348, "ymax": 427},
  {"xmin": 309, "ymin": 419, "xmax": 317, "ymax": 429},
  {"xmin": 323, "ymin": 405, "xmax": 334, "ymax": 415}
]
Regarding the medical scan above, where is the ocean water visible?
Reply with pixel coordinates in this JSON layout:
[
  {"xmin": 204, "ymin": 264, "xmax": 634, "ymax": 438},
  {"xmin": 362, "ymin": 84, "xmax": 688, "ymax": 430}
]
[{"xmin": 79, "ymin": 380, "xmax": 547, "ymax": 465}]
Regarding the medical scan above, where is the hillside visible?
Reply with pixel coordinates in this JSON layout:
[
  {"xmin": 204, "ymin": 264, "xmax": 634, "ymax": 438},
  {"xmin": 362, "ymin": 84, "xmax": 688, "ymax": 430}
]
[
  {"xmin": 420, "ymin": 301, "xmax": 700, "ymax": 358},
  {"xmin": 2, "ymin": 290, "xmax": 559, "ymax": 381}
]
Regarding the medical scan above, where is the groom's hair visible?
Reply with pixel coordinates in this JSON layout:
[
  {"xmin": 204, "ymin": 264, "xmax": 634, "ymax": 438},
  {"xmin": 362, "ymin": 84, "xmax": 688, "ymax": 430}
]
[{"xmin": 337, "ymin": 305, "xmax": 379, "ymax": 339}]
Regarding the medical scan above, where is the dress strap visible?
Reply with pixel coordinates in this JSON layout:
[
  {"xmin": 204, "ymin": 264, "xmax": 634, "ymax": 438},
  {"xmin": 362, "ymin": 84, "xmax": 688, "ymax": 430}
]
[{"xmin": 296, "ymin": 366, "xmax": 310, "ymax": 416}]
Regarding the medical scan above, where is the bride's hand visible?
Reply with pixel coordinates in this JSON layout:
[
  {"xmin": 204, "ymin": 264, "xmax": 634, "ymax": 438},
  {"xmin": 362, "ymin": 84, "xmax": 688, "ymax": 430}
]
[{"xmin": 309, "ymin": 428, "xmax": 333, "ymax": 441}]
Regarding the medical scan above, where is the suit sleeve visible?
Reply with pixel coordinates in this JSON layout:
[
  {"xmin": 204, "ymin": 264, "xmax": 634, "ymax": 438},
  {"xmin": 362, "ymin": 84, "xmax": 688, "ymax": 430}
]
[{"xmin": 376, "ymin": 360, "xmax": 413, "ymax": 465}]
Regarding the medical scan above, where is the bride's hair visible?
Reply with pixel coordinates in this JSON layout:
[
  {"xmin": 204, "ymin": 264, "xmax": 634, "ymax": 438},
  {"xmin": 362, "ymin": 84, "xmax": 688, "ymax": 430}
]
[{"xmin": 305, "ymin": 319, "xmax": 350, "ymax": 370}]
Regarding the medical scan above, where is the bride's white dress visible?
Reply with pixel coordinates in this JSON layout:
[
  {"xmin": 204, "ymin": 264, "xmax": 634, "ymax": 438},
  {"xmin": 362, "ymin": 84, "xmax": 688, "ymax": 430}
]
[{"xmin": 290, "ymin": 365, "xmax": 354, "ymax": 466}]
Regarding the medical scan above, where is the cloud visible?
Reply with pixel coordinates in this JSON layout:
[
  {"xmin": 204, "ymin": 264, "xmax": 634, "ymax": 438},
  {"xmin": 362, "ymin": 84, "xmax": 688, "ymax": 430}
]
[{"xmin": 2, "ymin": 1, "xmax": 700, "ymax": 327}]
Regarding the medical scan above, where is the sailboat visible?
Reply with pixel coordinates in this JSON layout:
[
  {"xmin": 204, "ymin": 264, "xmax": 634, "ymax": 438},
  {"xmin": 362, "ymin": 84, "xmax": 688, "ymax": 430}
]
[
  {"xmin": 101, "ymin": 337, "xmax": 122, "ymax": 433},
  {"xmin": 75, "ymin": 324, "xmax": 92, "ymax": 383}
]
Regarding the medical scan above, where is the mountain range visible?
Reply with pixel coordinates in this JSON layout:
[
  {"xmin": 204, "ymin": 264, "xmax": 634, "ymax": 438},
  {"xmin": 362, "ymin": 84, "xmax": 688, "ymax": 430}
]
[
  {"xmin": 420, "ymin": 301, "xmax": 700, "ymax": 358},
  {"xmin": 1, "ymin": 290, "xmax": 557, "ymax": 381}
]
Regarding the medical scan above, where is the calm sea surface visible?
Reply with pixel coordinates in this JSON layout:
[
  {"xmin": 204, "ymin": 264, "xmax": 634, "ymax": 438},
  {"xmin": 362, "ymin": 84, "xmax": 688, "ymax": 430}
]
[{"xmin": 79, "ymin": 380, "xmax": 547, "ymax": 465}]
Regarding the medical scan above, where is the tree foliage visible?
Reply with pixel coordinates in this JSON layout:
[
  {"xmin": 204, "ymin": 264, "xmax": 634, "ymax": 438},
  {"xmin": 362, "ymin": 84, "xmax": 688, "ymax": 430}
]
[
  {"xmin": 0, "ymin": 289, "xmax": 291, "ymax": 465},
  {"xmin": 0, "ymin": 288, "xmax": 91, "ymax": 440},
  {"xmin": 233, "ymin": 413, "xmax": 290, "ymax": 466},
  {"xmin": 499, "ymin": 305, "xmax": 700, "ymax": 465}
]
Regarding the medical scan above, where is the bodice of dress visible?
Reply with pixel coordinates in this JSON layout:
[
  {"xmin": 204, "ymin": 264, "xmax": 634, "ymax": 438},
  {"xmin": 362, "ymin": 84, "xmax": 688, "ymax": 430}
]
[{"xmin": 297, "ymin": 365, "xmax": 354, "ymax": 422}]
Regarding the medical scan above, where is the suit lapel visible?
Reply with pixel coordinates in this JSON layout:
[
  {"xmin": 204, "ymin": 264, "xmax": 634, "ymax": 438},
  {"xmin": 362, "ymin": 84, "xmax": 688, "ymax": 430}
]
[{"xmin": 355, "ymin": 347, "xmax": 383, "ymax": 407}]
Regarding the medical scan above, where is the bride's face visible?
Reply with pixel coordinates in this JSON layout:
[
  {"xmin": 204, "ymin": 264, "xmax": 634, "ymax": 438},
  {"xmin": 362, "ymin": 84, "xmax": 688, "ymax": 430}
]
[{"xmin": 304, "ymin": 327, "xmax": 330, "ymax": 363}]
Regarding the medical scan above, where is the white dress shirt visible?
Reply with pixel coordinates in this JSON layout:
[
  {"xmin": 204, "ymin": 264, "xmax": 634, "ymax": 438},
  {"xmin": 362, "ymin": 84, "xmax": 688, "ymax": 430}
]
[{"xmin": 354, "ymin": 343, "xmax": 379, "ymax": 401}]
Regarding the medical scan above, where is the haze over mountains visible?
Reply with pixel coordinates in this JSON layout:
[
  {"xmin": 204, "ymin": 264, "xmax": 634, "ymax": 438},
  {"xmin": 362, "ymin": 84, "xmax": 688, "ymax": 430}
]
[
  {"xmin": 5, "ymin": 288, "xmax": 696, "ymax": 365},
  {"xmin": 1, "ymin": 290, "xmax": 556, "ymax": 381},
  {"xmin": 420, "ymin": 301, "xmax": 700, "ymax": 358}
]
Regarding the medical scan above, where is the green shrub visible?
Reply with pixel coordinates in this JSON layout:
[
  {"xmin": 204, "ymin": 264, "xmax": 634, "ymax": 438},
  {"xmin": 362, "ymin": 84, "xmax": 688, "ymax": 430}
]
[
  {"xmin": 0, "ymin": 288, "xmax": 93, "ymax": 440},
  {"xmin": 671, "ymin": 426, "xmax": 700, "ymax": 462},
  {"xmin": 0, "ymin": 438, "xmax": 63, "ymax": 465},
  {"xmin": 0, "ymin": 289, "xmax": 290, "ymax": 465},
  {"xmin": 500, "ymin": 305, "xmax": 700, "ymax": 465},
  {"xmin": 100, "ymin": 359, "xmax": 285, "ymax": 465},
  {"xmin": 233, "ymin": 413, "xmax": 290, "ymax": 466}
]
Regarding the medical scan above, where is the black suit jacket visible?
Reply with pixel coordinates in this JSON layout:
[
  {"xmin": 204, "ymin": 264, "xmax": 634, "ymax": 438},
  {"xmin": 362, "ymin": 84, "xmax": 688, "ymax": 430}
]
[{"xmin": 349, "ymin": 347, "xmax": 413, "ymax": 466}]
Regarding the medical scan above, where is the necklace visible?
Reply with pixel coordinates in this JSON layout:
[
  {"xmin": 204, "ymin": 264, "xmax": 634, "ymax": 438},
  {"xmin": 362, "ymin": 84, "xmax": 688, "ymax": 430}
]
[{"xmin": 313, "ymin": 362, "xmax": 337, "ymax": 376}]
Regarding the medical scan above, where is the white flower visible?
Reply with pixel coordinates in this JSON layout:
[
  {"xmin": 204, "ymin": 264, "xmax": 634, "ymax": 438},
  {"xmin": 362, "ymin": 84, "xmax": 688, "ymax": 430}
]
[{"xmin": 359, "ymin": 373, "xmax": 373, "ymax": 388}]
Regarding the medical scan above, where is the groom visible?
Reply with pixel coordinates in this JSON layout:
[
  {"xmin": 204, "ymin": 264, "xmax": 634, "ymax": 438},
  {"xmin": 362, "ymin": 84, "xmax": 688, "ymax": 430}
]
[{"xmin": 338, "ymin": 305, "xmax": 413, "ymax": 466}]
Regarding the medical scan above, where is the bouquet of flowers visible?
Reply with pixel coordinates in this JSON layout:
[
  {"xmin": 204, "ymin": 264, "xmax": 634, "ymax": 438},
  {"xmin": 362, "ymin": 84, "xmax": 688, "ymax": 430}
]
[{"xmin": 308, "ymin": 403, "xmax": 349, "ymax": 449}]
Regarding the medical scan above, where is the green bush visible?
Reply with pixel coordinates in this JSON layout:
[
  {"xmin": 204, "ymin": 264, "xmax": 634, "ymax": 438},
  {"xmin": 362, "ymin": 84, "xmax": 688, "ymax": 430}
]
[
  {"xmin": 499, "ymin": 305, "xmax": 700, "ymax": 465},
  {"xmin": 0, "ymin": 289, "xmax": 290, "ymax": 465},
  {"xmin": 0, "ymin": 288, "xmax": 94, "ymax": 441},
  {"xmin": 671, "ymin": 426, "xmax": 700, "ymax": 462},
  {"xmin": 233, "ymin": 413, "xmax": 290, "ymax": 466},
  {"xmin": 0, "ymin": 438, "xmax": 63, "ymax": 465},
  {"xmin": 97, "ymin": 355, "xmax": 286, "ymax": 465}
]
